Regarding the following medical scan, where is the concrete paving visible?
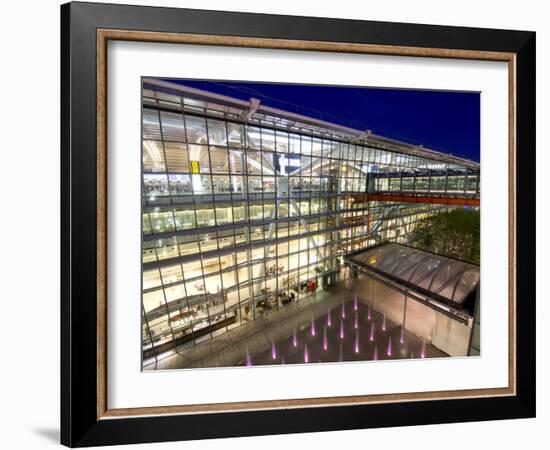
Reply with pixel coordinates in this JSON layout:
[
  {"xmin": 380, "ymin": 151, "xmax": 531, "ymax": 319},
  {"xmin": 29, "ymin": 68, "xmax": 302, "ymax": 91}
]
[{"xmin": 143, "ymin": 277, "xmax": 447, "ymax": 370}]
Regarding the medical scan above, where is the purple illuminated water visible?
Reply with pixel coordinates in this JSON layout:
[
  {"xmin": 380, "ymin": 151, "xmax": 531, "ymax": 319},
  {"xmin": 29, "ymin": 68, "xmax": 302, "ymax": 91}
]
[
  {"xmin": 353, "ymin": 294, "xmax": 358, "ymax": 311},
  {"xmin": 243, "ymin": 298, "xmax": 444, "ymax": 367},
  {"xmin": 367, "ymin": 304, "xmax": 372, "ymax": 321},
  {"xmin": 341, "ymin": 301, "xmax": 346, "ymax": 319}
]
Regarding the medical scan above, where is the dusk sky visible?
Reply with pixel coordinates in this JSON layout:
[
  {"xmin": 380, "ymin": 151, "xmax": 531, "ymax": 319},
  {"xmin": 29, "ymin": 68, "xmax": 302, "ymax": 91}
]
[{"xmin": 169, "ymin": 79, "xmax": 480, "ymax": 162}]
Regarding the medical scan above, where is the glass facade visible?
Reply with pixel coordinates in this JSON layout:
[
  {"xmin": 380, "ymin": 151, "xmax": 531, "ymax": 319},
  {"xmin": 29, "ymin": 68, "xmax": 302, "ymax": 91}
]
[{"xmin": 141, "ymin": 81, "xmax": 480, "ymax": 363}]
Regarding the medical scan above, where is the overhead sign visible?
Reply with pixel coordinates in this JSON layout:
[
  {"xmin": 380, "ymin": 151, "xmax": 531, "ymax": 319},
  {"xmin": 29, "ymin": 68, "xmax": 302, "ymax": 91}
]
[{"xmin": 190, "ymin": 160, "xmax": 200, "ymax": 174}]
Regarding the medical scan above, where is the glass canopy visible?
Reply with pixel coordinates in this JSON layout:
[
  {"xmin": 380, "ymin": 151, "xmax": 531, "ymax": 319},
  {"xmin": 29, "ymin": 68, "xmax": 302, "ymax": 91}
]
[{"xmin": 347, "ymin": 243, "xmax": 479, "ymax": 305}]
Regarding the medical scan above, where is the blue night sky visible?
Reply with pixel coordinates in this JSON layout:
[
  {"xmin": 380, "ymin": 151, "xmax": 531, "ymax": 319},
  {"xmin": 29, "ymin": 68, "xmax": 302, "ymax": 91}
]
[{"xmin": 169, "ymin": 79, "xmax": 480, "ymax": 162}]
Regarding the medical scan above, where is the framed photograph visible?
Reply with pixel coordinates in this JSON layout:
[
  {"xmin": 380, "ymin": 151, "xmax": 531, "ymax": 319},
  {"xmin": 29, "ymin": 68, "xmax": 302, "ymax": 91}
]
[{"xmin": 61, "ymin": 1, "xmax": 535, "ymax": 447}]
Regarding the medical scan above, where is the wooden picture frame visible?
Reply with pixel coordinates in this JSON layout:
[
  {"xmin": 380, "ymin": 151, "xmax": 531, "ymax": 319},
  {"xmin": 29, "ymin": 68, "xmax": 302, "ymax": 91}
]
[{"xmin": 61, "ymin": 1, "xmax": 535, "ymax": 447}]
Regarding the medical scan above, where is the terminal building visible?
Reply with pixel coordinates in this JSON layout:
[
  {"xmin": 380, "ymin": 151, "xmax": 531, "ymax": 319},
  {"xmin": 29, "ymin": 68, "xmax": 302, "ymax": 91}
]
[{"xmin": 141, "ymin": 79, "xmax": 480, "ymax": 369}]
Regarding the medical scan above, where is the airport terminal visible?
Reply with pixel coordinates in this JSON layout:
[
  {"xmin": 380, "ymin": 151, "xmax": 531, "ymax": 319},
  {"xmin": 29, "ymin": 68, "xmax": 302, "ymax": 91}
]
[{"xmin": 141, "ymin": 79, "xmax": 480, "ymax": 369}]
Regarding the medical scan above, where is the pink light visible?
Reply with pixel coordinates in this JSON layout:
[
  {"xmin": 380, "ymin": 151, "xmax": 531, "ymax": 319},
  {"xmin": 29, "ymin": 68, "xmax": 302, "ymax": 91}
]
[
  {"xmin": 354, "ymin": 330, "xmax": 360, "ymax": 354},
  {"xmin": 373, "ymin": 345, "xmax": 378, "ymax": 361},
  {"xmin": 367, "ymin": 305, "xmax": 372, "ymax": 321},
  {"xmin": 382, "ymin": 315, "xmax": 386, "ymax": 331},
  {"xmin": 339, "ymin": 319, "xmax": 345, "ymax": 339},
  {"xmin": 293, "ymin": 329, "xmax": 298, "ymax": 348},
  {"xmin": 354, "ymin": 311, "xmax": 358, "ymax": 329},
  {"xmin": 386, "ymin": 336, "xmax": 392, "ymax": 357},
  {"xmin": 304, "ymin": 343, "xmax": 309, "ymax": 363},
  {"xmin": 353, "ymin": 294, "xmax": 358, "ymax": 311},
  {"xmin": 400, "ymin": 327, "xmax": 405, "ymax": 344},
  {"xmin": 420, "ymin": 341, "xmax": 426, "ymax": 358},
  {"xmin": 246, "ymin": 349, "xmax": 252, "ymax": 366},
  {"xmin": 323, "ymin": 326, "xmax": 328, "ymax": 351},
  {"xmin": 271, "ymin": 341, "xmax": 277, "ymax": 360},
  {"xmin": 311, "ymin": 318, "xmax": 316, "ymax": 337},
  {"xmin": 369, "ymin": 322, "xmax": 375, "ymax": 342},
  {"xmin": 327, "ymin": 309, "xmax": 332, "ymax": 327},
  {"xmin": 341, "ymin": 301, "xmax": 346, "ymax": 319}
]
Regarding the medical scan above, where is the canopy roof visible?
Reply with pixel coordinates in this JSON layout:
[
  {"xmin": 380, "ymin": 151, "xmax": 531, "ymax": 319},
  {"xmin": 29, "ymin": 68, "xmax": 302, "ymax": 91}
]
[{"xmin": 346, "ymin": 243, "xmax": 479, "ymax": 306}]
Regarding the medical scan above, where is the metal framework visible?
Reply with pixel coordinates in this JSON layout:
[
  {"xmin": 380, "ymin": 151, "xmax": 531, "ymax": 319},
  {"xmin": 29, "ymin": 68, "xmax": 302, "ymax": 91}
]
[{"xmin": 140, "ymin": 79, "xmax": 480, "ymax": 365}]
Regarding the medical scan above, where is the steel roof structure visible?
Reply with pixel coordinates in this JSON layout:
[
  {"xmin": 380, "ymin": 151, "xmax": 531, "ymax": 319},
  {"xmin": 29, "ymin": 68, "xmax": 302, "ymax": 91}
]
[{"xmin": 143, "ymin": 78, "xmax": 480, "ymax": 170}]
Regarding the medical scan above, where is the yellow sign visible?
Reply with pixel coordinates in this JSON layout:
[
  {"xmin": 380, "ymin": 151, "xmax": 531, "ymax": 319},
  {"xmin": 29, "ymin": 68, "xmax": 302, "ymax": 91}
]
[{"xmin": 190, "ymin": 160, "xmax": 200, "ymax": 174}]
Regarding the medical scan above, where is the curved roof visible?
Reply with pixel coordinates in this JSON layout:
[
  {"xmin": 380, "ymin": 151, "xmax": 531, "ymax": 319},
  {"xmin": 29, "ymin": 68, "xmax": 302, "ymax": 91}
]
[{"xmin": 347, "ymin": 243, "xmax": 479, "ymax": 306}]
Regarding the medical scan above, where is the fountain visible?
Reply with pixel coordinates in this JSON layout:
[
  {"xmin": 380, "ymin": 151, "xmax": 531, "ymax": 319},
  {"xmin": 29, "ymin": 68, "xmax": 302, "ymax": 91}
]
[
  {"xmin": 271, "ymin": 341, "xmax": 277, "ymax": 360},
  {"xmin": 292, "ymin": 328, "xmax": 298, "ymax": 348},
  {"xmin": 323, "ymin": 326, "xmax": 328, "ymax": 351},
  {"xmin": 354, "ymin": 311, "xmax": 358, "ymax": 329},
  {"xmin": 367, "ymin": 304, "xmax": 372, "ymax": 321},
  {"xmin": 369, "ymin": 322, "xmax": 375, "ymax": 342},
  {"xmin": 354, "ymin": 330, "xmax": 360, "ymax": 354},
  {"xmin": 327, "ymin": 309, "xmax": 332, "ymax": 327},
  {"xmin": 341, "ymin": 301, "xmax": 346, "ymax": 319},
  {"xmin": 339, "ymin": 318, "xmax": 345, "ymax": 339},
  {"xmin": 304, "ymin": 343, "xmax": 309, "ymax": 363},
  {"xmin": 400, "ymin": 327, "xmax": 405, "ymax": 344},
  {"xmin": 311, "ymin": 317, "xmax": 316, "ymax": 337},
  {"xmin": 420, "ymin": 341, "xmax": 426, "ymax": 358},
  {"xmin": 386, "ymin": 336, "xmax": 392, "ymax": 357},
  {"xmin": 353, "ymin": 293, "xmax": 358, "ymax": 311},
  {"xmin": 246, "ymin": 349, "xmax": 252, "ymax": 366},
  {"xmin": 382, "ymin": 315, "xmax": 386, "ymax": 332}
]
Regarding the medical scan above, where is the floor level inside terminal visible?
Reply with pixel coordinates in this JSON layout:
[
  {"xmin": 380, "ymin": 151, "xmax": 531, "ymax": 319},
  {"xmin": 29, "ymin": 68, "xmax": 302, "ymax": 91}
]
[{"xmin": 143, "ymin": 276, "xmax": 452, "ymax": 371}]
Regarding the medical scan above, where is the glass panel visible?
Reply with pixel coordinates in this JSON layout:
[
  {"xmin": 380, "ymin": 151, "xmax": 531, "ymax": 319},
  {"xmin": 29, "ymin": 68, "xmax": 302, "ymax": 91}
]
[
  {"xmin": 143, "ymin": 108, "xmax": 162, "ymax": 140},
  {"xmin": 212, "ymin": 175, "xmax": 231, "ymax": 194},
  {"xmin": 164, "ymin": 142, "xmax": 189, "ymax": 172},
  {"xmin": 185, "ymin": 115, "xmax": 208, "ymax": 144},
  {"xmin": 160, "ymin": 111, "xmax": 186, "ymax": 142},
  {"xmin": 173, "ymin": 208, "xmax": 195, "ymax": 230},
  {"xmin": 142, "ymin": 140, "xmax": 166, "ymax": 172},
  {"xmin": 207, "ymin": 119, "xmax": 227, "ymax": 145},
  {"xmin": 227, "ymin": 122, "xmax": 244, "ymax": 147},
  {"xmin": 209, "ymin": 147, "xmax": 229, "ymax": 173},
  {"xmin": 168, "ymin": 174, "xmax": 192, "ymax": 197},
  {"xmin": 143, "ymin": 174, "xmax": 170, "ymax": 202}
]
